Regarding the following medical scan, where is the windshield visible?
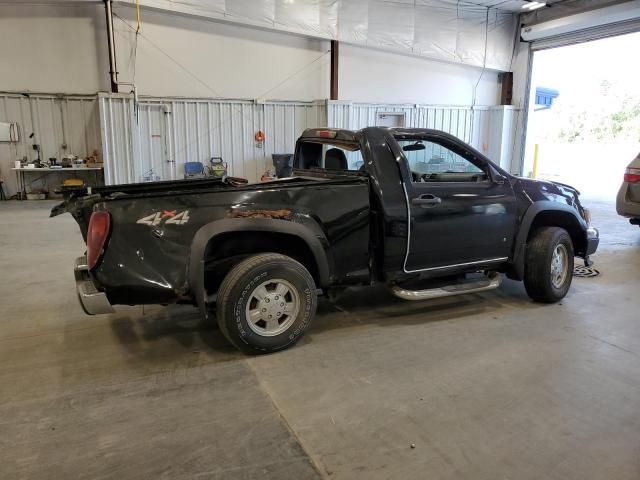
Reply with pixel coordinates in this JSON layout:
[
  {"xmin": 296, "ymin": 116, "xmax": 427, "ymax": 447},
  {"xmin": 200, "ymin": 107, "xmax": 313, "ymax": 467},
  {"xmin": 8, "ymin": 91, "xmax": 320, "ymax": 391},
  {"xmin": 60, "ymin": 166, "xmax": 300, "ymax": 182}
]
[
  {"xmin": 396, "ymin": 139, "xmax": 482, "ymax": 175},
  {"xmin": 394, "ymin": 136, "xmax": 489, "ymax": 183}
]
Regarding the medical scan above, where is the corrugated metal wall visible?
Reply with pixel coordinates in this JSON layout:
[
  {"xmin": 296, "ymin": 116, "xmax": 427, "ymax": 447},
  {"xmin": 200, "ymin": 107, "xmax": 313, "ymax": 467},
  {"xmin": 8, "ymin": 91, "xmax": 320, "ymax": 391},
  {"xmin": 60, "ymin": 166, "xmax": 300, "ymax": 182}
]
[
  {"xmin": 0, "ymin": 93, "xmax": 101, "ymax": 197},
  {"xmin": 326, "ymin": 101, "xmax": 520, "ymax": 172},
  {"xmin": 0, "ymin": 93, "xmax": 519, "ymax": 197},
  {"xmin": 99, "ymin": 94, "xmax": 327, "ymax": 185},
  {"xmin": 328, "ymin": 101, "xmax": 481, "ymax": 144}
]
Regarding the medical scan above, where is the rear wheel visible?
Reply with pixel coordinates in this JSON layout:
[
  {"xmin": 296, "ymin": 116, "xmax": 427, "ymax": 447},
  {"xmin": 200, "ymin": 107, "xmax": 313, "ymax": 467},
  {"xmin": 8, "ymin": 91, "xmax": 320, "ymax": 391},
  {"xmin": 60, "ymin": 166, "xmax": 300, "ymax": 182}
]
[
  {"xmin": 216, "ymin": 253, "xmax": 317, "ymax": 354},
  {"xmin": 524, "ymin": 227, "xmax": 574, "ymax": 303}
]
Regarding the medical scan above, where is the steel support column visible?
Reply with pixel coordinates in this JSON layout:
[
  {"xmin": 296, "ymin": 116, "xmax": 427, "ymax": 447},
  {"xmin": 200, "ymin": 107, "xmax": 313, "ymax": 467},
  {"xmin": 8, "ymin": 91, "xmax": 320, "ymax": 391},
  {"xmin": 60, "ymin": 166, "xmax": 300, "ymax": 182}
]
[{"xmin": 330, "ymin": 40, "xmax": 339, "ymax": 101}]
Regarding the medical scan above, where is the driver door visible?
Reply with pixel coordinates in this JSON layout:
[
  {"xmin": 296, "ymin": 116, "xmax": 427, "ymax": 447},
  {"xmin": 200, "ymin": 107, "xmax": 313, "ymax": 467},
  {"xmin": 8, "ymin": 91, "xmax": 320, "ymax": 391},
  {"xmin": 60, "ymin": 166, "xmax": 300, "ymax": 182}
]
[{"xmin": 402, "ymin": 136, "xmax": 517, "ymax": 271}]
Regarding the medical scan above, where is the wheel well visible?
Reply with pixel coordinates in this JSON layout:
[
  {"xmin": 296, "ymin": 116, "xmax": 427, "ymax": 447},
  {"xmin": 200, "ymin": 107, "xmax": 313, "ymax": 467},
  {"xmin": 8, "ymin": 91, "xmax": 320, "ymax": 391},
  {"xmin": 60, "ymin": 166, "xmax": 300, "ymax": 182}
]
[
  {"xmin": 528, "ymin": 210, "xmax": 586, "ymax": 255},
  {"xmin": 202, "ymin": 231, "xmax": 319, "ymax": 295}
]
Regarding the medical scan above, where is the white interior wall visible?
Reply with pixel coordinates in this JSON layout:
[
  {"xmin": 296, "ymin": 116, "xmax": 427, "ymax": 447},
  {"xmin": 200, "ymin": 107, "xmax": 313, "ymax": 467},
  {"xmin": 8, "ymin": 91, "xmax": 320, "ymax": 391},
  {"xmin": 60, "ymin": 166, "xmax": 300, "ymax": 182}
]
[
  {"xmin": 0, "ymin": 4, "xmax": 109, "ymax": 94},
  {"xmin": 0, "ymin": 3, "xmax": 503, "ymax": 105},
  {"xmin": 112, "ymin": 0, "xmax": 517, "ymax": 71},
  {"xmin": 0, "ymin": 3, "xmax": 331, "ymax": 100},
  {"xmin": 340, "ymin": 45, "xmax": 501, "ymax": 106},
  {"xmin": 110, "ymin": 5, "xmax": 331, "ymax": 100}
]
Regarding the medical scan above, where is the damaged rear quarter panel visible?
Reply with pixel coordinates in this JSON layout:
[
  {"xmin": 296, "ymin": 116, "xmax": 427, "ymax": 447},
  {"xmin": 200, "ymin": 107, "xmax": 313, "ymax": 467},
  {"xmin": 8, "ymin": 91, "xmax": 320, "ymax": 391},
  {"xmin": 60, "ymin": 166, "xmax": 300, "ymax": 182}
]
[{"xmin": 92, "ymin": 180, "xmax": 370, "ymax": 306}]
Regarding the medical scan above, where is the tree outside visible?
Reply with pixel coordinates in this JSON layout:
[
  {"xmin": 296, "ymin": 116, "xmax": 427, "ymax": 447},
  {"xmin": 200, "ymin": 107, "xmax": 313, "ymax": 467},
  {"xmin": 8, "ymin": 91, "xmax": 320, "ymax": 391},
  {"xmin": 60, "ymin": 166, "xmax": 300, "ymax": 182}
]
[{"xmin": 524, "ymin": 32, "xmax": 640, "ymax": 201}]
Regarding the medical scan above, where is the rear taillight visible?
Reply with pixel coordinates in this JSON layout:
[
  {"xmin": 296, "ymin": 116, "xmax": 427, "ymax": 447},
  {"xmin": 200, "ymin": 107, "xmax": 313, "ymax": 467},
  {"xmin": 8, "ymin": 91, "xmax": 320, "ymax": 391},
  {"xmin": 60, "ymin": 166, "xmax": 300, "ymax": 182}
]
[
  {"xmin": 624, "ymin": 167, "xmax": 640, "ymax": 183},
  {"xmin": 87, "ymin": 211, "xmax": 111, "ymax": 270}
]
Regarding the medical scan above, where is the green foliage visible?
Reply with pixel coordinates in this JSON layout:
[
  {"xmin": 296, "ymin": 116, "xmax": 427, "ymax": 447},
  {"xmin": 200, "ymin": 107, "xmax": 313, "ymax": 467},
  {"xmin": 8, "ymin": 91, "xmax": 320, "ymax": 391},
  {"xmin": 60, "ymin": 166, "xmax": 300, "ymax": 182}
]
[{"xmin": 537, "ymin": 80, "xmax": 640, "ymax": 143}]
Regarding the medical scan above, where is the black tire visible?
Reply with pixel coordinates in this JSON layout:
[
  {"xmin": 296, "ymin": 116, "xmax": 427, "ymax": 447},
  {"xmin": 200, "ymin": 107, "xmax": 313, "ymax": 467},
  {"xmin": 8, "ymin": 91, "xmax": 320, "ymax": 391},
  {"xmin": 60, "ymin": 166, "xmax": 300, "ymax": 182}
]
[
  {"xmin": 524, "ymin": 227, "xmax": 574, "ymax": 303},
  {"xmin": 216, "ymin": 253, "xmax": 317, "ymax": 354}
]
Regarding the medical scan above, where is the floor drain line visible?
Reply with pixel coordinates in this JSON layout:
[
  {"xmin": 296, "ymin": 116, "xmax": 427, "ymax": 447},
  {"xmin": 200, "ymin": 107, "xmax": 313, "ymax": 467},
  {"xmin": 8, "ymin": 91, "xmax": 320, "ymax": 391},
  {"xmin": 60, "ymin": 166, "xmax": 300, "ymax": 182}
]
[{"xmin": 573, "ymin": 265, "xmax": 600, "ymax": 278}]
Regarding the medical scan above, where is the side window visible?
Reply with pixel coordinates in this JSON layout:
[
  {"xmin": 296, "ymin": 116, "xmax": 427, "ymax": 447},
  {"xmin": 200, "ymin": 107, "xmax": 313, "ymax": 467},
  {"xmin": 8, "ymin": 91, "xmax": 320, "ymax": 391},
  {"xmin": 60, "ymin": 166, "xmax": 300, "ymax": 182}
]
[
  {"xmin": 297, "ymin": 141, "xmax": 364, "ymax": 171},
  {"xmin": 397, "ymin": 139, "xmax": 485, "ymax": 183},
  {"xmin": 337, "ymin": 148, "xmax": 365, "ymax": 171}
]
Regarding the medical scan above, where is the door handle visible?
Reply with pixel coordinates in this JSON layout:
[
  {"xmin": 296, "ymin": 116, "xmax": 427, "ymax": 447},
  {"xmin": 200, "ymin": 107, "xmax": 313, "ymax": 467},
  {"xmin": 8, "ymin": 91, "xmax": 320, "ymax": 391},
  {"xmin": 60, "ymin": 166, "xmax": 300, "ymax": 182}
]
[{"xmin": 412, "ymin": 194, "xmax": 441, "ymax": 207}]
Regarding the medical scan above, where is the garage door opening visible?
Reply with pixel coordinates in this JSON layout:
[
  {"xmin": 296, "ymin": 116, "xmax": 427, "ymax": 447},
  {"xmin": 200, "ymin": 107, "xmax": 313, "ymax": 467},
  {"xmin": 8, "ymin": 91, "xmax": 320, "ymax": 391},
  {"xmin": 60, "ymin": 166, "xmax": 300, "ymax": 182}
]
[{"xmin": 523, "ymin": 32, "xmax": 640, "ymax": 203}]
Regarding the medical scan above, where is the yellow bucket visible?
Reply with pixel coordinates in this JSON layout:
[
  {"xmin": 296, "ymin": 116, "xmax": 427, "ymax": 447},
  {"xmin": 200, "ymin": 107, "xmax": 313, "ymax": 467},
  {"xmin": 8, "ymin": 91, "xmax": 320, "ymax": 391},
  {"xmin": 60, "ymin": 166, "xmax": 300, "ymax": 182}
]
[{"xmin": 63, "ymin": 178, "xmax": 84, "ymax": 187}]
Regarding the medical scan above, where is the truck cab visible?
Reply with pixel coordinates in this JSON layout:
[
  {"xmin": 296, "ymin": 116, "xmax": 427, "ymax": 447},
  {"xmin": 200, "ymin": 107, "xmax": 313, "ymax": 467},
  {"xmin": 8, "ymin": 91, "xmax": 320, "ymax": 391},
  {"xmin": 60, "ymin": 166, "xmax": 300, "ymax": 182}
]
[{"xmin": 295, "ymin": 127, "xmax": 596, "ymax": 283}]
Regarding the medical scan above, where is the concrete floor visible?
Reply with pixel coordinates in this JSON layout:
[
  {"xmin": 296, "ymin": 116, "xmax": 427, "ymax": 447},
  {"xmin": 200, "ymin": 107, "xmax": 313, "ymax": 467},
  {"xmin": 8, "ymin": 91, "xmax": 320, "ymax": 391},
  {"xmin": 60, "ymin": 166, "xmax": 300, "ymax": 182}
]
[{"xmin": 1, "ymin": 198, "xmax": 639, "ymax": 479}]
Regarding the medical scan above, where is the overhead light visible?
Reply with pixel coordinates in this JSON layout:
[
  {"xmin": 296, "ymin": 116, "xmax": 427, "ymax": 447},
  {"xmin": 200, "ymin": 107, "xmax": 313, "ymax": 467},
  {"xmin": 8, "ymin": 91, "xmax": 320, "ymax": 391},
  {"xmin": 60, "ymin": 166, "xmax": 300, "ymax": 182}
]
[{"xmin": 522, "ymin": 1, "xmax": 547, "ymax": 10}]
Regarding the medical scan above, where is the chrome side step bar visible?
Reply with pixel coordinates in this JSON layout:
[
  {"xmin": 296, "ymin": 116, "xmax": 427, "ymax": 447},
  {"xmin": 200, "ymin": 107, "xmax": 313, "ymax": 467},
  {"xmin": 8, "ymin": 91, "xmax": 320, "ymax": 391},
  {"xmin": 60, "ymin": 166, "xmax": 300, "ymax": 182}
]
[{"xmin": 390, "ymin": 272, "xmax": 502, "ymax": 301}]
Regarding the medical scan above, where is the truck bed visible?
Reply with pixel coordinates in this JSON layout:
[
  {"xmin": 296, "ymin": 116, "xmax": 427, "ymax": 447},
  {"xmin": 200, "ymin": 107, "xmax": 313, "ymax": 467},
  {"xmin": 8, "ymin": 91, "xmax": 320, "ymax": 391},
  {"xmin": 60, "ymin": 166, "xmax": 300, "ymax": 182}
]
[{"xmin": 55, "ymin": 172, "xmax": 371, "ymax": 306}]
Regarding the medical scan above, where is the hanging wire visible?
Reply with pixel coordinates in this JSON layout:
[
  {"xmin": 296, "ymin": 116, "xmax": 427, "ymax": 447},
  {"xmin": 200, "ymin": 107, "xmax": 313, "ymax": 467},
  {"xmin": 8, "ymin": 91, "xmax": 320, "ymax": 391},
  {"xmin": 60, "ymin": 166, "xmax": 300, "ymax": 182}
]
[
  {"xmin": 471, "ymin": 7, "xmax": 490, "ymax": 108},
  {"xmin": 136, "ymin": 0, "xmax": 141, "ymax": 32},
  {"xmin": 113, "ymin": 11, "xmax": 330, "ymax": 163},
  {"xmin": 132, "ymin": 0, "xmax": 141, "ymax": 83},
  {"xmin": 468, "ymin": 5, "xmax": 490, "ymax": 148},
  {"xmin": 172, "ymin": 48, "xmax": 330, "ymax": 160}
]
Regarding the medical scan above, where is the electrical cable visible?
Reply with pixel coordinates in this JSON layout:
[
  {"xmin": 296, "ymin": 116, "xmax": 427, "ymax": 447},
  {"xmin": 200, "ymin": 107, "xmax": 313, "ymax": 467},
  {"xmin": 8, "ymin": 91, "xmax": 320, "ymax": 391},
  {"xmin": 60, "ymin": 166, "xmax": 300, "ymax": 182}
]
[
  {"xmin": 468, "ymin": 6, "xmax": 490, "ymax": 152},
  {"xmin": 132, "ymin": 0, "xmax": 140, "ymax": 83},
  {"xmin": 113, "ymin": 11, "xmax": 331, "ymax": 166},
  {"xmin": 117, "ymin": 7, "xmax": 329, "ymax": 102},
  {"xmin": 174, "ymin": 47, "xmax": 330, "ymax": 158},
  {"xmin": 114, "ymin": 11, "xmax": 223, "ymax": 98},
  {"xmin": 135, "ymin": 0, "xmax": 140, "ymax": 32},
  {"xmin": 255, "ymin": 49, "xmax": 331, "ymax": 102},
  {"xmin": 471, "ymin": 7, "xmax": 490, "ymax": 109}
]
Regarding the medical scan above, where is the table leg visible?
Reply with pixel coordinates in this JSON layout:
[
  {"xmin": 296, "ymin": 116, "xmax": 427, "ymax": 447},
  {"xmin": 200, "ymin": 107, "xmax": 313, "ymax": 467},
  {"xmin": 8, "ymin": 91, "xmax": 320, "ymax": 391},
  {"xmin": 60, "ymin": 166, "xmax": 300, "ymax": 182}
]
[{"xmin": 16, "ymin": 170, "xmax": 25, "ymax": 200}]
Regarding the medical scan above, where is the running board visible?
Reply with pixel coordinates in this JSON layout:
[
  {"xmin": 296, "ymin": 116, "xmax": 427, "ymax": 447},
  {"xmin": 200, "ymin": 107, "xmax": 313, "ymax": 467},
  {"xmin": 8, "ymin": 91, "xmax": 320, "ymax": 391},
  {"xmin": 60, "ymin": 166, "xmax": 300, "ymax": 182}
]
[{"xmin": 390, "ymin": 272, "xmax": 502, "ymax": 301}]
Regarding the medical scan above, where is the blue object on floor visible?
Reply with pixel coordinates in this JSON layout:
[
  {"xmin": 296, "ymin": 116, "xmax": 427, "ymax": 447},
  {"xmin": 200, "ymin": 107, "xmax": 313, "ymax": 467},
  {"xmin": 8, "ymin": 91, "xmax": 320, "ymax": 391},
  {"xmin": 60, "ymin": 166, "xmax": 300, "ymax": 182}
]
[{"xmin": 184, "ymin": 162, "xmax": 205, "ymax": 178}]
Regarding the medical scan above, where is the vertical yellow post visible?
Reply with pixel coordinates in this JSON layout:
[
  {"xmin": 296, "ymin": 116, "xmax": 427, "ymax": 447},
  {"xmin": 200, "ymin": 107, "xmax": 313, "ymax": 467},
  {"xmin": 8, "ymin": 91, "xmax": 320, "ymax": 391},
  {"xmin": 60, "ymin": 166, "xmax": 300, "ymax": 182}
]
[{"xmin": 532, "ymin": 143, "xmax": 539, "ymax": 179}]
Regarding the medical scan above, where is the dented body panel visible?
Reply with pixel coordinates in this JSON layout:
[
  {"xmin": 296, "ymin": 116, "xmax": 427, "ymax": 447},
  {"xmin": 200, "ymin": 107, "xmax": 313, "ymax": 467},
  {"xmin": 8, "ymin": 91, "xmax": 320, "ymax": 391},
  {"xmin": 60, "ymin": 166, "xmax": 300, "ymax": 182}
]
[{"xmin": 55, "ymin": 176, "xmax": 370, "ymax": 306}]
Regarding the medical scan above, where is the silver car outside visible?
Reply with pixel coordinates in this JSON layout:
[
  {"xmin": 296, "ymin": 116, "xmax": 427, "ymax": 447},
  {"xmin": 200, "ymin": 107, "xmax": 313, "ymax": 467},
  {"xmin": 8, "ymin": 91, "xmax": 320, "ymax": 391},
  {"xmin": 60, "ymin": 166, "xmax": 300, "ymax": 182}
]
[{"xmin": 616, "ymin": 152, "xmax": 640, "ymax": 225}]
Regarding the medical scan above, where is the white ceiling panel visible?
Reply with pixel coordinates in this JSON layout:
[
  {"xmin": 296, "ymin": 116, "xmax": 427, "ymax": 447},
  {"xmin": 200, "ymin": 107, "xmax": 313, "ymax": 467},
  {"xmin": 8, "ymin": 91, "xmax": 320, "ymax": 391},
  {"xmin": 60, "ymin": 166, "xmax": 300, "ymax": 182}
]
[{"xmin": 1, "ymin": 0, "xmax": 521, "ymax": 70}]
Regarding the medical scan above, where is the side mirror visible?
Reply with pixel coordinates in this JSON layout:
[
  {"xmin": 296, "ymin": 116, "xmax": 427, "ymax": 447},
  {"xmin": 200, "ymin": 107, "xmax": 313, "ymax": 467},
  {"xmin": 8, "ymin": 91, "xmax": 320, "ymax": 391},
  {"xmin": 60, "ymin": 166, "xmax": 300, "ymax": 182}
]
[{"xmin": 493, "ymin": 173, "xmax": 507, "ymax": 185}]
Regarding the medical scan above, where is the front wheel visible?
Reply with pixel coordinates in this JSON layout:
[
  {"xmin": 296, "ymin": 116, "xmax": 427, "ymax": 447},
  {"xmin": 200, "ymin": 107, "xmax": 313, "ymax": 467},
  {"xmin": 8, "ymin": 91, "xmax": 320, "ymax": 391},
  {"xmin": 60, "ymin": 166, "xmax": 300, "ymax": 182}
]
[
  {"xmin": 216, "ymin": 253, "xmax": 317, "ymax": 354},
  {"xmin": 524, "ymin": 227, "xmax": 574, "ymax": 303}
]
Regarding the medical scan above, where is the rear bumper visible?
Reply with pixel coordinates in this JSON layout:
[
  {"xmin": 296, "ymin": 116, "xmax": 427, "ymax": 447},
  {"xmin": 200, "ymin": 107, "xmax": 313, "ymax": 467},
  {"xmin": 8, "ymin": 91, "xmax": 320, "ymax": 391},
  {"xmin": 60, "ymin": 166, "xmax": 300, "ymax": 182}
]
[
  {"xmin": 585, "ymin": 227, "xmax": 599, "ymax": 256},
  {"xmin": 74, "ymin": 256, "xmax": 114, "ymax": 315},
  {"xmin": 616, "ymin": 183, "xmax": 640, "ymax": 218}
]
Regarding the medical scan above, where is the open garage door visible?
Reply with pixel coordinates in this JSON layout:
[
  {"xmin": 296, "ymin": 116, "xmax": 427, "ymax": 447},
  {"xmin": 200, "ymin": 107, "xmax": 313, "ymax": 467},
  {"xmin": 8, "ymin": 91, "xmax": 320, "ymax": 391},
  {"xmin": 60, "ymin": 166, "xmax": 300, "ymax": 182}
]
[
  {"xmin": 522, "ymin": 32, "xmax": 640, "ymax": 207},
  {"xmin": 522, "ymin": 1, "xmax": 640, "ymax": 51},
  {"xmin": 519, "ymin": 1, "xmax": 640, "ymax": 206},
  {"xmin": 529, "ymin": 17, "xmax": 640, "ymax": 50}
]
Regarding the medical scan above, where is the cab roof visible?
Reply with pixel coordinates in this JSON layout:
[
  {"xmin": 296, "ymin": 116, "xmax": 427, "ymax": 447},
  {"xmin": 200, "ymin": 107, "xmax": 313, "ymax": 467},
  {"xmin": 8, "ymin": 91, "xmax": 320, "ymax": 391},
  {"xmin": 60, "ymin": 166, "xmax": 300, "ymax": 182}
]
[{"xmin": 300, "ymin": 127, "xmax": 462, "ymax": 143}]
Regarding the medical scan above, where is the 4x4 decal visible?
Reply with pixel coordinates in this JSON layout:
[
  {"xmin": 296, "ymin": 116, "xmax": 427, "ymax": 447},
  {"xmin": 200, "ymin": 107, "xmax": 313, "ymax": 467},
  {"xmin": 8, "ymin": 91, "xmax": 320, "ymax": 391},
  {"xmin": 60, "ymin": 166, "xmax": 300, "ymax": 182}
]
[{"xmin": 136, "ymin": 210, "xmax": 190, "ymax": 226}]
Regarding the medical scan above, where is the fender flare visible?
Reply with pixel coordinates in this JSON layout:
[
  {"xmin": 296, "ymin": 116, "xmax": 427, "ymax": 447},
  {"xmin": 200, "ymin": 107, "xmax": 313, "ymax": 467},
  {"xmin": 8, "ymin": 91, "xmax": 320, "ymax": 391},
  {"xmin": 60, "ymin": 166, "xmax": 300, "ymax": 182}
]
[
  {"xmin": 188, "ymin": 218, "xmax": 331, "ymax": 318},
  {"xmin": 511, "ymin": 201, "xmax": 587, "ymax": 279}
]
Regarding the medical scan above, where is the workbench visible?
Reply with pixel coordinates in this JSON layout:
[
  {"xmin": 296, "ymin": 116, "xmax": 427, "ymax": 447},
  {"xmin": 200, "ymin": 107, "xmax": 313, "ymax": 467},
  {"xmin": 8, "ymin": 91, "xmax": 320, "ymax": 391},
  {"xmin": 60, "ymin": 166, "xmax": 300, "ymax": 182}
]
[{"xmin": 11, "ymin": 167, "xmax": 104, "ymax": 200}]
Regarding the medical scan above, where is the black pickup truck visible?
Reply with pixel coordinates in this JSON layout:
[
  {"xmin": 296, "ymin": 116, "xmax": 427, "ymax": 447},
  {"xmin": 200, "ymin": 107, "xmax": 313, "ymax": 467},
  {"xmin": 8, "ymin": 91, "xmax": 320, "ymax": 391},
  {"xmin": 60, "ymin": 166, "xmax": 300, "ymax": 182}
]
[{"xmin": 54, "ymin": 127, "xmax": 599, "ymax": 353}]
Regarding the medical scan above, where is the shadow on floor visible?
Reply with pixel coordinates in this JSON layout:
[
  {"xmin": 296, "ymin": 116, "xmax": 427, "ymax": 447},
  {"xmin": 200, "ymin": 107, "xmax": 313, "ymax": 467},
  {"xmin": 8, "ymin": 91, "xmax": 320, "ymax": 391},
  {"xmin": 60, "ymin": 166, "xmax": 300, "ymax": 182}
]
[
  {"xmin": 106, "ymin": 279, "xmax": 539, "ymax": 358},
  {"xmin": 108, "ymin": 304, "xmax": 241, "ymax": 363},
  {"xmin": 309, "ymin": 279, "xmax": 540, "ymax": 335}
]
